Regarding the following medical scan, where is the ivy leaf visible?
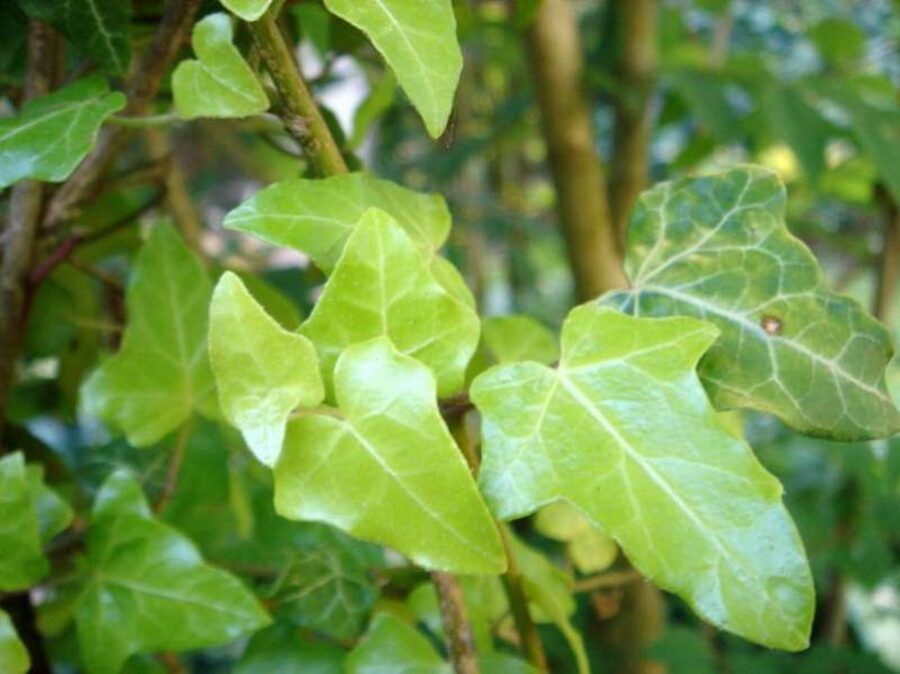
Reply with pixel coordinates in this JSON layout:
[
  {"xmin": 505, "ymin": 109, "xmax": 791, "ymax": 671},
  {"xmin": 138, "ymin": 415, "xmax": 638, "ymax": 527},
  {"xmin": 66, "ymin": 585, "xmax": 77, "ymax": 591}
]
[
  {"xmin": 219, "ymin": 0, "xmax": 274, "ymax": 22},
  {"xmin": 0, "ymin": 609, "xmax": 29, "ymax": 674},
  {"xmin": 75, "ymin": 471, "xmax": 270, "ymax": 674},
  {"xmin": 224, "ymin": 173, "xmax": 451, "ymax": 273},
  {"xmin": 605, "ymin": 166, "xmax": 900, "ymax": 441},
  {"xmin": 534, "ymin": 501, "xmax": 618, "ymax": 574},
  {"xmin": 509, "ymin": 533, "xmax": 588, "ymax": 674},
  {"xmin": 472, "ymin": 305, "xmax": 815, "ymax": 651},
  {"xmin": 26, "ymin": 464, "xmax": 73, "ymax": 544},
  {"xmin": 0, "ymin": 76, "xmax": 125, "ymax": 189},
  {"xmin": 271, "ymin": 532, "xmax": 378, "ymax": 639},
  {"xmin": 0, "ymin": 453, "xmax": 48, "ymax": 591},
  {"xmin": 322, "ymin": 0, "xmax": 461, "ymax": 138},
  {"xmin": 236, "ymin": 623, "xmax": 344, "ymax": 674},
  {"xmin": 346, "ymin": 613, "xmax": 448, "ymax": 674},
  {"xmin": 300, "ymin": 210, "xmax": 479, "ymax": 398},
  {"xmin": 82, "ymin": 225, "xmax": 218, "ymax": 447},
  {"xmin": 172, "ymin": 13, "xmax": 268, "ymax": 120},
  {"xmin": 18, "ymin": 0, "xmax": 131, "ymax": 73},
  {"xmin": 274, "ymin": 337, "xmax": 505, "ymax": 574},
  {"xmin": 209, "ymin": 272, "xmax": 324, "ymax": 466},
  {"xmin": 482, "ymin": 315, "xmax": 559, "ymax": 365}
]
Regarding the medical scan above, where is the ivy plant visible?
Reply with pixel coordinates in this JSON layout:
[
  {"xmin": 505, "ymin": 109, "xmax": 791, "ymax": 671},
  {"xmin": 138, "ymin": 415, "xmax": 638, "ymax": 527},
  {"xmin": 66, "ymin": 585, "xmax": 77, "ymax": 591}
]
[{"xmin": 0, "ymin": 1, "xmax": 897, "ymax": 673}]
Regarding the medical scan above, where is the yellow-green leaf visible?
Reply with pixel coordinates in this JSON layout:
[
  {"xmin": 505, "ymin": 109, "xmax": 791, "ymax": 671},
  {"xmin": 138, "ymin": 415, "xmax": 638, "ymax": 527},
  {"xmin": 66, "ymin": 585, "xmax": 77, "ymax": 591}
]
[
  {"xmin": 219, "ymin": 0, "xmax": 273, "ymax": 22},
  {"xmin": 209, "ymin": 272, "xmax": 324, "ymax": 466},
  {"xmin": 472, "ymin": 305, "xmax": 814, "ymax": 651},
  {"xmin": 322, "ymin": 0, "xmax": 461, "ymax": 137},
  {"xmin": 0, "ymin": 609, "xmax": 29, "ymax": 674},
  {"xmin": 274, "ymin": 338, "xmax": 505, "ymax": 574},
  {"xmin": 223, "ymin": 173, "xmax": 451, "ymax": 273},
  {"xmin": 0, "ymin": 453, "xmax": 47, "ymax": 591},
  {"xmin": 173, "ymin": 13, "xmax": 268, "ymax": 120},
  {"xmin": 300, "ymin": 210, "xmax": 479, "ymax": 398},
  {"xmin": 82, "ymin": 225, "xmax": 218, "ymax": 447}
]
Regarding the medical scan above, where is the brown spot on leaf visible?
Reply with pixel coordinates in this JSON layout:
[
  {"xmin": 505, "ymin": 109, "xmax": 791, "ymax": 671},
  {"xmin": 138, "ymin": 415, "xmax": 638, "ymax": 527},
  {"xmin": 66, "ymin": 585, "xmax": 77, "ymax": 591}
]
[{"xmin": 761, "ymin": 314, "xmax": 783, "ymax": 336}]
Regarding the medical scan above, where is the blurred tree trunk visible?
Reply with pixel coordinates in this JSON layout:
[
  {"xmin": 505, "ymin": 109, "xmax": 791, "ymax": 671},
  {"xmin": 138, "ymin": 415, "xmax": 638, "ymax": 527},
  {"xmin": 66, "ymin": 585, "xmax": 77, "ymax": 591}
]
[
  {"xmin": 874, "ymin": 186, "xmax": 899, "ymax": 323},
  {"xmin": 525, "ymin": 2, "xmax": 664, "ymax": 672},
  {"xmin": 608, "ymin": 0, "xmax": 657, "ymax": 249},
  {"xmin": 525, "ymin": 0, "xmax": 626, "ymax": 302}
]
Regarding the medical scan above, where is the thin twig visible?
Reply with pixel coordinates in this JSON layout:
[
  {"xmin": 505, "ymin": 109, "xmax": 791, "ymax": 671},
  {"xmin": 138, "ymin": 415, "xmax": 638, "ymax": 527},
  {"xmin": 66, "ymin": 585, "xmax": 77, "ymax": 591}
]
[
  {"xmin": 432, "ymin": 571, "xmax": 481, "ymax": 674},
  {"xmin": 107, "ymin": 111, "xmax": 182, "ymax": 128},
  {"xmin": 498, "ymin": 527, "xmax": 548, "ymax": 672},
  {"xmin": 246, "ymin": 6, "xmax": 348, "ymax": 176},
  {"xmin": 42, "ymin": 0, "xmax": 202, "ymax": 231},
  {"xmin": 573, "ymin": 568, "xmax": 642, "ymax": 593},
  {"xmin": 154, "ymin": 422, "xmax": 193, "ymax": 514}
]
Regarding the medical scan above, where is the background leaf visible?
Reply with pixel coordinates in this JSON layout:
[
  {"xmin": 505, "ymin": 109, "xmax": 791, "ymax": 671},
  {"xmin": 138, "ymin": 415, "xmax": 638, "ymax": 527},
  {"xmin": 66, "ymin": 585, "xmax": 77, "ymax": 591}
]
[
  {"xmin": 346, "ymin": 613, "xmax": 449, "ymax": 674},
  {"xmin": 219, "ymin": 0, "xmax": 274, "ymax": 22},
  {"xmin": 0, "ymin": 609, "xmax": 29, "ymax": 674},
  {"xmin": 0, "ymin": 453, "xmax": 48, "ymax": 591},
  {"xmin": 82, "ymin": 225, "xmax": 217, "ymax": 447},
  {"xmin": 76, "ymin": 471, "xmax": 270, "ymax": 674},
  {"xmin": 18, "ymin": 0, "xmax": 131, "ymax": 73},
  {"xmin": 0, "ymin": 76, "xmax": 125, "ymax": 189}
]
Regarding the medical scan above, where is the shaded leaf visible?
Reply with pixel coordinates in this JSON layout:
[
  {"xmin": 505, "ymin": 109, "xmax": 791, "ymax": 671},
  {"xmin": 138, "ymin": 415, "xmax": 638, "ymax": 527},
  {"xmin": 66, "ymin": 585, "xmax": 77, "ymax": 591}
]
[
  {"xmin": 82, "ymin": 225, "xmax": 217, "ymax": 447},
  {"xmin": 605, "ymin": 166, "xmax": 900, "ymax": 440},
  {"xmin": 271, "ymin": 530, "xmax": 378, "ymax": 639},
  {"xmin": 300, "ymin": 210, "xmax": 479, "ymax": 398},
  {"xmin": 0, "ymin": 76, "xmax": 125, "ymax": 189},
  {"xmin": 472, "ymin": 305, "xmax": 814, "ymax": 650},
  {"xmin": 224, "ymin": 173, "xmax": 451, "ymax": 273},
  {"xmin": 0, "ymin": 609, "xmax": 29, "ymax": 674},
  {"xmin": 535, "ymin": 501, "xmax": 618, "ymax": 574},
  {"xmin": 75, "ymin": 471, "xmax": 270, "ymax": 674},
  {"xmin": 346, "ymin": 613, "xmax": 449, "ymax": 674},
  {"xmin": 0, "ymin": 453, "xmax": 48, "ymax": 591},
  {"xmin": 236, "ymin": 623, "xmax": 344, "ymax": 674},
  {"xmin": 322, "ymin": 0, "xmax": 461, "ymax": 137},
  {"xmin": 275, "ymin": 338, "xmax": 504, "ymax": 574},
  {"xmin": 210, "ymin": 272, "xmax": 324, "ymax": 466},
  {"xmin": 18, "ymin": 0, "xmax": 131, "ymax": 73},
  {"xmin": 482, "ymin": 315, "xmax": 558, "ymax": 365},
  {"xmin": 173, "ymin": 13, "xmax": 268, "ymax": 120},
  {"xmin": 26, "ymin": 464, "xmax": 73, "ymax": 544}
]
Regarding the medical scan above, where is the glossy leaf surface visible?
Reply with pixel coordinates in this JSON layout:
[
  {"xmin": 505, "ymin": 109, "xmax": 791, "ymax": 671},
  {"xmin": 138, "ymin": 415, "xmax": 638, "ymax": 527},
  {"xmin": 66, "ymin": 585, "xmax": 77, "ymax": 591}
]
[
  {"xmin": 82, "ymin": 225, "xmax": 217, "ymax": 447},
  {"xmin": 604, "ymin": 166, "xmax": 899, "ymax": 440},
  {"xmin": 209, "ymin": 272, "xmax": 323, "ymax": 466},
  {"xmin": 274, "ymin": 338, "xmax": 504, "ymax": 574},
  {"xmin": 224, "ymin": 173, "xmax": 450, "ymax": 273},
  {"xmin": 0, "ymin": 453, "xmax": 47, "ymax": 591},
  {"xmin": 76, "ymin": 472, "xmax": 270, "ymax": 674},
  {"xmin": 173, "ymin": 13, "xmax": 268, "ymax": 119},
  {"xmin": 322, "ymin": 0, "xmax": 461, "ymax": 137},
  {"xmin": 301, "ymin": 210, "xmax": 479, "ymax": 398},
  {"xmin": 472, "ymin": 305, "xmax": 815, "ymax": 650},
  {"xmin": 0, "ymin": 77, "xmax": 125, "ymax": 189},
  {"xmin": 0, "ymin": 609, "xmax": 28, "ymax": 674}
]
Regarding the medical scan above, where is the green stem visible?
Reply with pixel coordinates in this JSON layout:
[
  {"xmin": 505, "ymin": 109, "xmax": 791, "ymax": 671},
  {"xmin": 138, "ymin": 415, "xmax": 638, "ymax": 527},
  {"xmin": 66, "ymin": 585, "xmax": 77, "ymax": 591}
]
[
  {"xmin": 106, "ymin": 112, "xmax": 181, "ymax": 128},
  {"xmin": 498, "ymin": 526, "xmax": 549, "ymax": 673},
  {"xmin": 247, "ymin": 7, "xmax": 348, "ymax": 176}
]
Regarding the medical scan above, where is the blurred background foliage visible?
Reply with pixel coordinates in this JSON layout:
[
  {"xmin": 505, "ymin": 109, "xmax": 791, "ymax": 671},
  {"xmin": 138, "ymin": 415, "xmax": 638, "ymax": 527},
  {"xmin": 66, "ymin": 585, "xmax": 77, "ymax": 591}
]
[{"xmin": 2, "ymin": 0, "xmax": 899, "ymax": 672}]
